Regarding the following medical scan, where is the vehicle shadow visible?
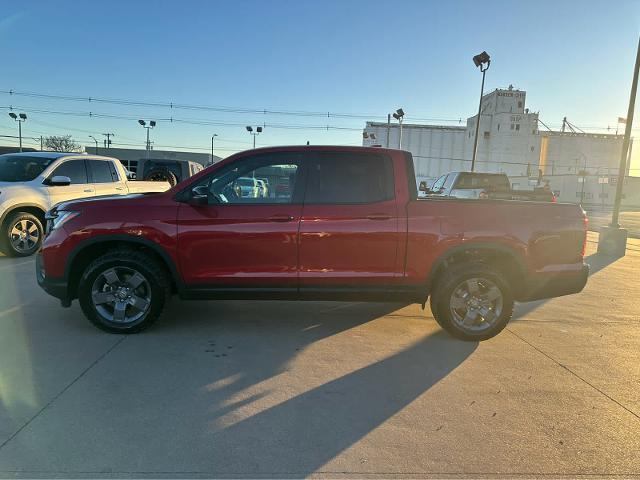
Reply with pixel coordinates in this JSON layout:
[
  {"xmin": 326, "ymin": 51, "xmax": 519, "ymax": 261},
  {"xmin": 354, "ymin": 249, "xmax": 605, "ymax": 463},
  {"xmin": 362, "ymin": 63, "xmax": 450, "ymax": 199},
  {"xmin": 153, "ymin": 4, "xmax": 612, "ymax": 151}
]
[
  {"xmin": 512, "ymin": 252, "xmax": 620, "ymax": 321},
  {"xmin": 158, "ymin": 300, "xmax": 477, "ymax": 475}
]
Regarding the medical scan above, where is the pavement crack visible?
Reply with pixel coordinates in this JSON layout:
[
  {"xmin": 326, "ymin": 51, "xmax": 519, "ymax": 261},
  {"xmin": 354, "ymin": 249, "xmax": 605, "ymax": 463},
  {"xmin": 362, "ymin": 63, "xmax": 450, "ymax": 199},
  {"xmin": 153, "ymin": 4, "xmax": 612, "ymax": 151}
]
[
  {"xmin": 506, "ymin": 328, "xmax": 640, "ymax": 421},
  {"xmin": 0, "ymin": 336, "xmax": 127, "ymax": 453}
]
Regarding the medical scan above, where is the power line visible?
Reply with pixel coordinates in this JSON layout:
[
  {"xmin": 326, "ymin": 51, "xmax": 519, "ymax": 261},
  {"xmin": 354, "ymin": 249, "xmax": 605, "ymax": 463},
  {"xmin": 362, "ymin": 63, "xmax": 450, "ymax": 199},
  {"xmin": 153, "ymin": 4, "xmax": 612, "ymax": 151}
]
[{"xmin": 0, "ymin": 88, "xmax": 461, "ymax": 124}]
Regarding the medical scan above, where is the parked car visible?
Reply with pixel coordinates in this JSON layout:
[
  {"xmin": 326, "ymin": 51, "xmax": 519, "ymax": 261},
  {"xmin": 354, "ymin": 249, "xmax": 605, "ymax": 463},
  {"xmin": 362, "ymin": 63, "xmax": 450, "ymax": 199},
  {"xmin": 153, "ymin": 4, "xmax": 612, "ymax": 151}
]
[
  {"xmin": 423, "ymin": 172, "xmax": 556, "ymax": 202},
  {"xmin": 37, "ymin": 146, "xmax": 588, "ymax": 341},
  {"xmin": 256, "ymin": 179, "xmax": 268, "ymax": 198},
  {"xmin": 0, "ymin": 152, "xmax": 170, "ymax": 257},
  {"xmin": 234, "ymin": 177, "xmax": 260, "ymax": 198}
]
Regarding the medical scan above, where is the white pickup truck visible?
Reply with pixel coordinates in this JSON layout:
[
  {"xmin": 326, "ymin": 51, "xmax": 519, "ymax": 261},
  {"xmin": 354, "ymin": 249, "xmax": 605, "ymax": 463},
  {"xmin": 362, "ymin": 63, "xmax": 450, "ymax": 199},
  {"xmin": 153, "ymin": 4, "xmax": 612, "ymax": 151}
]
[{"xmin": 0, "ymin": 152, "xmax": 170, "ymax": 257}]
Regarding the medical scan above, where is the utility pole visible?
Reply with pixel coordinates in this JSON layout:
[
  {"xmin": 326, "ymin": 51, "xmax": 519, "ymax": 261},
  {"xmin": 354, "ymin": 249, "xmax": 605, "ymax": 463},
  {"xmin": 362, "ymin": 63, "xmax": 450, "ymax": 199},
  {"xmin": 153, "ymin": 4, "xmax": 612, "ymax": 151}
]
[
  {"xmin": 40, "ymin": 136, "xmax": 43, "ymax": 151},
  {"xmin": 561, "ymin": 117, "xmax": 567, "ymax": 133},
  {"xmin": 598, "ymin": 35, "xmax": 640, "ymax": 256},
  {"xmin": 386, "ymin": 114, "xmax": 391, "ymax": 148},
  {"xmin": 102, "ymin": 133, "xmax": 114, "ymax": 149}
]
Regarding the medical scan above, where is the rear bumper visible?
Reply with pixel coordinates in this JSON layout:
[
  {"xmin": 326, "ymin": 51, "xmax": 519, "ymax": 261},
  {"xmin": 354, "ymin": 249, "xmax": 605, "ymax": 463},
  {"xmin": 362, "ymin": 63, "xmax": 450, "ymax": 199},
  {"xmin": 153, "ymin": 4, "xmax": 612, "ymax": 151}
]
[
  {"xmin": 518, "ymin": 263, "xmax": 589, "ymax": 302},
  {"xmin": 36, "ymin": 252, "xmax": 70, "ymax": 304}
]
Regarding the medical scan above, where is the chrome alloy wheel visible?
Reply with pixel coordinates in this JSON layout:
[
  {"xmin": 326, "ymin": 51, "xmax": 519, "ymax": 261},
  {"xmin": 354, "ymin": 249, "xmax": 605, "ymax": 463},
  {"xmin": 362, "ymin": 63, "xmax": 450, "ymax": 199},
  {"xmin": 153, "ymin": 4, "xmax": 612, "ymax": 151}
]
[
  {"xmin": 449, "ymin": 277, "xmax": 504, "ymax": 333},
  {"xmin": 10, "ymin": 219, "xmax": 40, "ymax": 253},
  {"xmin": 91, "ymin": 267, "xmax": 152, "ymax": 324}
]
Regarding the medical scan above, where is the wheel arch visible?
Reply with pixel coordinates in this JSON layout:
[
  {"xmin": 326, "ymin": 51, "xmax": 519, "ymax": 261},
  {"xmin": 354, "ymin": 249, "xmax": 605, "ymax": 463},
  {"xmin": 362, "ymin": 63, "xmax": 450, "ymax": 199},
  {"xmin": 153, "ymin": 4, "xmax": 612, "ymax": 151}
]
[
  {"xmin": 426, "ymin": 242, "xmax": 527, "ymax": 298},
  {"xmin": 65, "ymin": 235, "xmax": 183, "ymax": 299},
  {"xmin": 1, "ymin": 204, "xmax": 47, "ymax": 228}
]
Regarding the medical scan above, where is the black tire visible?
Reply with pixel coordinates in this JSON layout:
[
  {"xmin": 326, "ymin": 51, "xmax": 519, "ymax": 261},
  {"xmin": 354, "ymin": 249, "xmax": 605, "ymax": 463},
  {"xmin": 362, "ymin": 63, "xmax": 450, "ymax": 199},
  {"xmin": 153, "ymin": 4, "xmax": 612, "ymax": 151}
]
[
  {"xmin": 2, "ymin": 211, "xmax": 44, "ymax": 257},
  {"xmin": 78, "ymin": 249, "xmax": 171, "ymax": 333},
  {"xmin": 429, "ymin": 263, "xmax": 514, "ymax": 341},
  {"xmin": 144, "ymin": 168, "xmax": 178, "ymax": 187}
]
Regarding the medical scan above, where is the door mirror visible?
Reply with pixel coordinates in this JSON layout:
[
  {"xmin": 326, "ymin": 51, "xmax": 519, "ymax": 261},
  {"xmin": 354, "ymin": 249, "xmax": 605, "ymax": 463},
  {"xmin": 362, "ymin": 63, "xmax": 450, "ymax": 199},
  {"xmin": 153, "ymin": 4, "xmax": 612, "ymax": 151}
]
[
  {"xmin": 48, "ymin": 175, "xmax": 72, "ymax": 186},
  {"xmin": 419, "ymin": 181, "xmax": 429, "ymax": 192},
  {"xmin": 189, "ymin": 185, "xmax": 209, "ymax": 205}
]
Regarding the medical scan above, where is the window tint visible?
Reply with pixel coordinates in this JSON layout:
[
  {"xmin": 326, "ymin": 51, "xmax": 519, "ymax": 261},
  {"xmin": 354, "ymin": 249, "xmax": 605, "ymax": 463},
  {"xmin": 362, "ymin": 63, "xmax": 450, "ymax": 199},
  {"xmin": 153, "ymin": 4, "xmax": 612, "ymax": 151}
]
[
  {"xmin": 51, "ymin": 160, "xmax": 88, "ymax": 184},
  {"xmin": 89, "ymin": 160, "xmax": 116, "ymax": 183},
  {"xmin": 443, "ymin": 174, "xmax": 456, "ymax": 190},
  {"xmin": 305, "ymin": 153, "xmax": 394, "ymax": 204},
  {"xmin": 455, "ymin": 173, "xmax": 510, "ymax": 192},
  {"xmin": 430, "ymin": 175, "xmax": 446, "ymax": 192},
  {"xmin": 205, "ymin": 153, "xmax": 301, "ymax": 204},
  {"xmin": 108, "ymin": 161, "xmax": 120, "ymax": 181}
]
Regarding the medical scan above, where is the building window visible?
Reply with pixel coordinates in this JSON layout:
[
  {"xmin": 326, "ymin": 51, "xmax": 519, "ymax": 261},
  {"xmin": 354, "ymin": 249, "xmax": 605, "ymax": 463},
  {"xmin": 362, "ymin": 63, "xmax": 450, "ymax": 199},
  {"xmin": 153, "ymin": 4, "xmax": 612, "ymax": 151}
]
[
  {"xmin": 484, "ymin": 131, "xmax": 490, "ymax": 139},
  {"xmin": 518, "ymin": 101, "xmax": 523, "ymax": 109},
  {"xmin": 497, "ymin": 124, "xmax": 500, "ymax": 131},
  {"xmin": 515, "ymin": 124, "xmax": 521, "ymax": 131},
  {"xmin": 599, "ymin": 192, "xmax": 609, "ymax": 199},
  {"xmin": 530, "ymin": 146, "xmax": 535, "ymax": 152},
  {"xmin": 510, "ymin": 123, "xmax": 514, "ymax": 130}
]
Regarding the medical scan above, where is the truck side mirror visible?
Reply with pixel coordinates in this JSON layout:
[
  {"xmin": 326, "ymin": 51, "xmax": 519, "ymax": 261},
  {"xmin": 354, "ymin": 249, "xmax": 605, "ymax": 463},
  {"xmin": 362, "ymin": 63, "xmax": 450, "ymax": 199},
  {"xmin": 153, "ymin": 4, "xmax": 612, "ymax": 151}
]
[
  {"xmin": 418, "ymin": 181, "xmax": 428, "ymax": 192},
  {"xmin": 48, "ymin": 175, "xmax": 72, "ymax": 186},
  {"xmin": 189, "ymin": 185, "xmax": 209, "ymax": 206}
]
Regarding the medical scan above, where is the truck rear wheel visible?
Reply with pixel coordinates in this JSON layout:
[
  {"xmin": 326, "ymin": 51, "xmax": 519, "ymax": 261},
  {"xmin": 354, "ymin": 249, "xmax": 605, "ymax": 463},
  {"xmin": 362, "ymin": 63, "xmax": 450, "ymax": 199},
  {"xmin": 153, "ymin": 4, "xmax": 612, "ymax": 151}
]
[
  {"xmin": 78, "ymin": 249, "xmax": 170, "ymax": 333},
  {"xmin": 2, "ymin": 212, "xmax": 43, "ymax": 257},
  {"xmin": 144, "ymin": 168, "xmax": 178, "ymax": 187},
  {"xmin": 429, "ymin": 263, "xmax": 513, "ymax": 341}
]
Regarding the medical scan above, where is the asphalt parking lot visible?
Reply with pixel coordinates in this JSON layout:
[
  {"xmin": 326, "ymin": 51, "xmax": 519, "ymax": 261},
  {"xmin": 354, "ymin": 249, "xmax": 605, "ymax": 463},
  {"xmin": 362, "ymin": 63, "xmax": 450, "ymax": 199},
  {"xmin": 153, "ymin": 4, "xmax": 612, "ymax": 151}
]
[{"xmin": 0, "ymin": 232, "xmax": 639, "ymax": 478}]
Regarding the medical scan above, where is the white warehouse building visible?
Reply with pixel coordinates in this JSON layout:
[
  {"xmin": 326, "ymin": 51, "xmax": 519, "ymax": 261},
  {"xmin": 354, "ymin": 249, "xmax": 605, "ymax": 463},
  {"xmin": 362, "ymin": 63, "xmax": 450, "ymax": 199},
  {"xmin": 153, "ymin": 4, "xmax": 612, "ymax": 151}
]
[{"xmin": 363, "ymin": 86, "xmax": 629, "ymax": 187}]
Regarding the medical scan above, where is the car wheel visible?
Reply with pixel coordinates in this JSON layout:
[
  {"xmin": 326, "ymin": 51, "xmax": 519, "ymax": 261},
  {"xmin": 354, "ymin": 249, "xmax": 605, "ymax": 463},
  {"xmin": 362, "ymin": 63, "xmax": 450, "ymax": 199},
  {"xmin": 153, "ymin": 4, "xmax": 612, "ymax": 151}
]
[
  {"xmin": 2, "ymin": 212, "xmax": 43, "ymax": 257},
  {"xmin": 430, "ymin": 263, "xmax": 514, "ymax": 341},
  {"xmin": 78, "ymin": 249, "xmax": 171, "ymax": 333}
]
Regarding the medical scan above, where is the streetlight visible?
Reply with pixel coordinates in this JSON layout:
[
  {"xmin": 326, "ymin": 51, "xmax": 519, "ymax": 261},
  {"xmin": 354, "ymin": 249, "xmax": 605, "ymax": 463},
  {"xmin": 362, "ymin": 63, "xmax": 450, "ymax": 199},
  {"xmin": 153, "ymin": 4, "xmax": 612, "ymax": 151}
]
[
  {"xmin": 211, "ymin": 134, "xmax": 218, "ymax": 164},
  {"xmin": 392, "ymin": 108, "xmax": 404, "ymax": 149},
  {"xmin": 471, "ymin": 50, "xmax": 491, "ymax": 172},
  {"xmin": 89, "ymin": 135, "xmax": 99, "ymax": 153},
  {"xmin": 246, "ymin": 125, "xmax": 263, "ymax": 149},
  {"xmin": 138, "ymin": 120, "xmax": 156, "ymax": 159},
  {"xmin": 8, "ymin": 112, "xmax": 27, "ymax": 152},
  {"xmin": 363, "ymin": 131, "xmax": 377, "ymax": 145}
]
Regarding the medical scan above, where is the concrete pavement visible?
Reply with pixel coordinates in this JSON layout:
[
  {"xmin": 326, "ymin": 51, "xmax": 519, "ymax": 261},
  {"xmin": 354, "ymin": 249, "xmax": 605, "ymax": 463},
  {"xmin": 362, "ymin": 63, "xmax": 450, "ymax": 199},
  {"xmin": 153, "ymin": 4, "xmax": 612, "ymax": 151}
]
[{"xmin": 0, "ymin": 233, "xmax": 639, "ymax": 478}]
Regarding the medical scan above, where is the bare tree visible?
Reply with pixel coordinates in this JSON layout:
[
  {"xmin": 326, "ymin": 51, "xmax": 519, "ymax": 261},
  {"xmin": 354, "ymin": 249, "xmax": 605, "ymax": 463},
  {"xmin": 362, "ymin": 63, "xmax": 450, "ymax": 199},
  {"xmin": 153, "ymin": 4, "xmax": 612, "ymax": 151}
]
[{"xmin": 44, "ymin": 135, "xmax": 82, "ymax": 152}]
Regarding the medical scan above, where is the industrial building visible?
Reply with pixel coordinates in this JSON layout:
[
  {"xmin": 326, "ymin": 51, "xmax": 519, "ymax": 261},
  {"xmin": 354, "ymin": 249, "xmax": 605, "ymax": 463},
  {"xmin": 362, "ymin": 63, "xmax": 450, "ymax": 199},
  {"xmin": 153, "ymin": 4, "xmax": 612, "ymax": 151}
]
[{"xmin": 363, "ymin": 85, "xmax": 635, "ymax": 207}]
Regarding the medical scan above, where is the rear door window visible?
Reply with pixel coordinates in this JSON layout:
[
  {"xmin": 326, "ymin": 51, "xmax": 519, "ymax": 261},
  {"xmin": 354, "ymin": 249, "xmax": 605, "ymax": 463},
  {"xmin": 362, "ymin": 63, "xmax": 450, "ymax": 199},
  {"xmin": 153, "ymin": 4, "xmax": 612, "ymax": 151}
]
[
  {"xmin": 455, "ymin": 173, "xmax": 510, "ymax": 192},
  {"xmin": 89, "ymin": 160, "xmax": 117, "ymax": 183},
  {"xmin": 305, "ymin": 152, "xmax": 394, "ymax": 204},
  {"xmin": 50, "ymin": 160, "xmax": 88, "ymax": 184}
]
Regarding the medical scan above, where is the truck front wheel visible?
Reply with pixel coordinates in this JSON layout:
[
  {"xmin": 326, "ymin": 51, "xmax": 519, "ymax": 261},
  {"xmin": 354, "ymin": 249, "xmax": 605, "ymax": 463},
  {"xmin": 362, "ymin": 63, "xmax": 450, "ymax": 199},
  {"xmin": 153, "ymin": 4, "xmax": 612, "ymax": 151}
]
[
  {"xmin": 2, "ymin": 212, "xmax": 43, "ymax": 257},
  {"xmin": 429, "ymin": 264, "xmax": 514, "ymax": 341},
  {"xmin": 78, "ymin": 250, "xmax": 171, "ymax": 333}
]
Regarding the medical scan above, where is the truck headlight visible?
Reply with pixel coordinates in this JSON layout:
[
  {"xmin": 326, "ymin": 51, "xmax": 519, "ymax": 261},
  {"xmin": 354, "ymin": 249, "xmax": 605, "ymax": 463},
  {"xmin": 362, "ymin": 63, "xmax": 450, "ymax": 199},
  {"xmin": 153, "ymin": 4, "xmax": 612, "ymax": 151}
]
[{"xmin": 46, "ymin": 210, "xmax": 80, "ymax": 233}]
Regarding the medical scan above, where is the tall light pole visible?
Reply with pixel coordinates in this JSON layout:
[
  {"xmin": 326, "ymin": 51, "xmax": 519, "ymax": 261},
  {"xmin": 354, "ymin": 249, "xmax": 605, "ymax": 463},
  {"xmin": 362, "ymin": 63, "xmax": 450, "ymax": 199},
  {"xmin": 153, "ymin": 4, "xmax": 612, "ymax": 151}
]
[
  {"xmin": 392, "ymin": 108, "xmax": 405, "ymax": 149},
  {"xmin": 471, "ymin": 51, "xmax": 491, "ymax": 172},
  {"xmin": 89, "ymin": 135, "xmax": 99, "ymax": 153},
  {"xmin": 598, "ymin": 35, "xmax": 640, "ymax": 256},
  {"xmin": 211, "ymin": 134, "xmax": 218, "ymax": 164},
  {"xmin": 8, "ymin": 112, "xmax": 27, "ymax": 152},
  {"xmin": 138, "ymin": 120, "xmax": 156, "ymax": 159},
  {"xmin": 246, "ymin": 126, "xmax": 263, "ymax": 149}
]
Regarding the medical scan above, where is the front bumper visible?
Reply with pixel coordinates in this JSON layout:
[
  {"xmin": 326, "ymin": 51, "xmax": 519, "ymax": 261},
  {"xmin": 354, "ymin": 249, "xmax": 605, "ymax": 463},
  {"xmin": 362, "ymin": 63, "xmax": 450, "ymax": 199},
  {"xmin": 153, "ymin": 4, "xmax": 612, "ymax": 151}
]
[
  {"xmin": 518, "ymin": 263, "xmax": 589, "ymax": 302},
  {"xmin": 36, "ymin": 252, "xmax": 71, "ymax": 306}
]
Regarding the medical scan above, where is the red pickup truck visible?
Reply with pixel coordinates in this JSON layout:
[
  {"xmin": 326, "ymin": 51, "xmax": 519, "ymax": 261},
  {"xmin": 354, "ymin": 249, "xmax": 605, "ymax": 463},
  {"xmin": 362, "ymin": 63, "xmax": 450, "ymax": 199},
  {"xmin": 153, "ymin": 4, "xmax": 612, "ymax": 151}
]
[{"xmin": 37, "ymin": 146, "xmax": 589, "ymax": 341}]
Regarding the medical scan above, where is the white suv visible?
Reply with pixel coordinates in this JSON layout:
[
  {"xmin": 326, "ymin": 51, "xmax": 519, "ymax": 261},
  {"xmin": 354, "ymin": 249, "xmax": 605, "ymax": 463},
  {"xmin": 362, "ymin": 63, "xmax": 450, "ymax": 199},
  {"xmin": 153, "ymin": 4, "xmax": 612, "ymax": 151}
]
[{"xmin": 0, "ymin": 151, "xmax": 170, "ymax": 257}]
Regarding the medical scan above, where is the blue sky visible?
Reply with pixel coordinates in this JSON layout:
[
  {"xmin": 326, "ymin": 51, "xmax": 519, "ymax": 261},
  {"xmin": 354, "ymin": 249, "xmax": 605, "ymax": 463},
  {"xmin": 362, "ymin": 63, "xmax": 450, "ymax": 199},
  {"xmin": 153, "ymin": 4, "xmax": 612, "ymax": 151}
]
[{"xmin": 1, "ymin": 0, "xmax": 639, "ymax": 166}]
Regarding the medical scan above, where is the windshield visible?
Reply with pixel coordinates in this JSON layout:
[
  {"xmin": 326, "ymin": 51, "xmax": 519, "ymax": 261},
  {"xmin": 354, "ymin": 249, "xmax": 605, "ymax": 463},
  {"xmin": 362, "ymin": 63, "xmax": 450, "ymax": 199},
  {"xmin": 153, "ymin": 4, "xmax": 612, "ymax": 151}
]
[{"xmin": 0, "ymin": 155, "xmax": 53, "ymax": 182}]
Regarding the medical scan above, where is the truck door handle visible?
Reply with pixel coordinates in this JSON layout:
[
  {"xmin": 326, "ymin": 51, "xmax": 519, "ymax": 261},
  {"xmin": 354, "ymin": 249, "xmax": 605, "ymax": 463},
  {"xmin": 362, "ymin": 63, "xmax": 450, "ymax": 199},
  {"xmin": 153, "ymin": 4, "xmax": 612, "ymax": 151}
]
[
  {"xmin": 367, "ymin": 213, "xmax": 391, "ymax": 220},
  {"xmin": 84, "ymin": 189, "xmax": 93, "ymax": 193},
  {"xmin": 115, "ymin": 187, "xmax": 125, "ymax": 191},
  {"xmin": 268, "ymin": 214, "xmax": 294, "ymax": 222}
]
